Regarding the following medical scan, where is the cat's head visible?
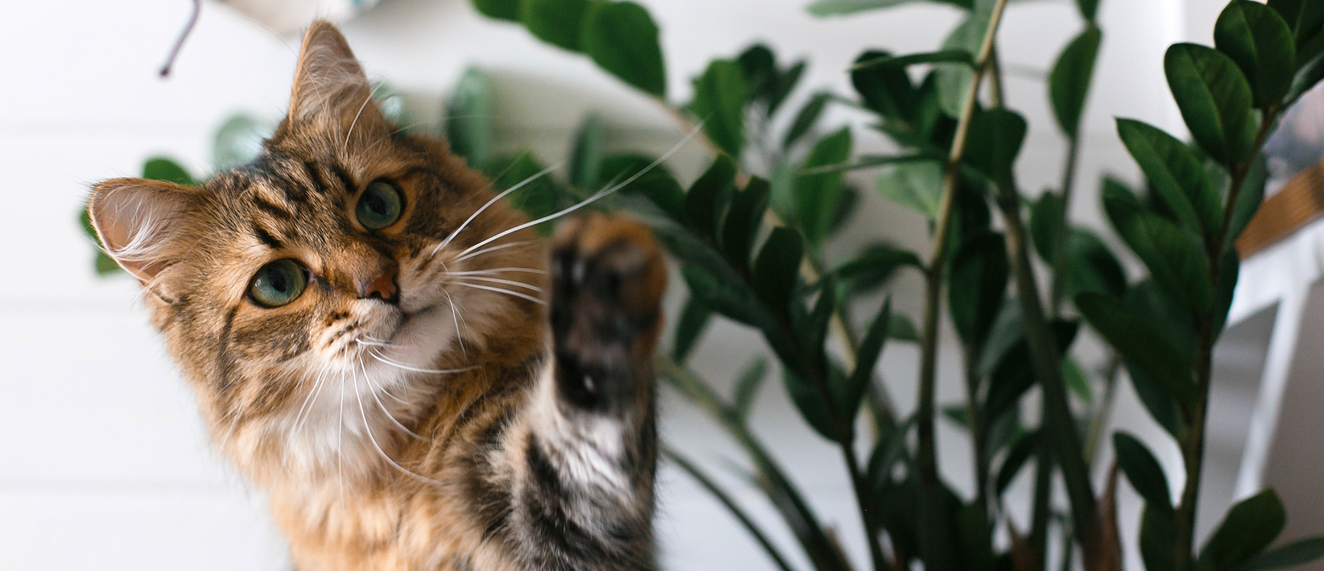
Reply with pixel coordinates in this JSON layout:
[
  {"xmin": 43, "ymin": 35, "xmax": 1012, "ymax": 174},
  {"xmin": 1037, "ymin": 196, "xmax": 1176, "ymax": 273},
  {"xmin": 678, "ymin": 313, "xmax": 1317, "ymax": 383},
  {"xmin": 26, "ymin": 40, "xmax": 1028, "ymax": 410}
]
[{"xmin": 86, "ymin": 22, "xmax": 545, "ymax": 480}]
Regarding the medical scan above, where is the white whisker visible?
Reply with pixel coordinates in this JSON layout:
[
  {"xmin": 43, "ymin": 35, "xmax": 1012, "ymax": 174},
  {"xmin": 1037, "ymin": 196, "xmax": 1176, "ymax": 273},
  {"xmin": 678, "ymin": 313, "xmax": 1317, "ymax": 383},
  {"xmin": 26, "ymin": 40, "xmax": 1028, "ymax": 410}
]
[
  {"xmin": 358, "ymin": 357, "xmax": 426, "ymax": 440},
  {"xmin": 430, "ymin": 164, "xmax": 559, "ymax": 258},
  {"xmin": 351, "ymin": 363, "xmax": 446, "ymax": 486},
  {"xmin": 444, "ymin": 291, "xmax": 468, "ymax": 358},
  {"xmin": 455, "ymin": 121, "xmax": 704, "ymax": 260},
  {"xmin": 454, "ymin": 281, "xmax": 548, "ymax": 306},
  {"xmin": 344, "ymin": 83, "xmax": 385, "ymax": 149},
  {"xmin": 453, "ymin": 240, "xmax": 537, "ymax": 264},
  {"xmin": 456, "ymin": 275, "xmax": 543, "ymax": 293},
  {"xmin": 368, "ymin": 351, "xmax": 473, "ymax": 375},
  {"xmin": 444, "ymin": 267, "xmax": 546, "ymax": 276}
]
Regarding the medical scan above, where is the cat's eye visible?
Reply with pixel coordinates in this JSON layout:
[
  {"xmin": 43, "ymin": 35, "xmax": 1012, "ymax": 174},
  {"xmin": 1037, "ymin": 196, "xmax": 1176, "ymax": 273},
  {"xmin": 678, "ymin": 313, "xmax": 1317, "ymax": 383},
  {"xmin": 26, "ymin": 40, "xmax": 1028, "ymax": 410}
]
[
  {"xmin": 249, "ymin": 259, "xmax": 308, "ymax": 307},
  {"xmin": 356, "ymin": 181, "xmax": 403, "ymax": 230}
]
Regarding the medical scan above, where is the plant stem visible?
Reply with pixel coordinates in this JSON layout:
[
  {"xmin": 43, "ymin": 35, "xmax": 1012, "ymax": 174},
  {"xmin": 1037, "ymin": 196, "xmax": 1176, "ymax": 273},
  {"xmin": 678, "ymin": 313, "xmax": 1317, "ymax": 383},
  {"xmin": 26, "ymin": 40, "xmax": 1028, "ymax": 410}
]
[
  {"xmin": 1048, "ymin": 129, "xmax": 1083, "ymax": 316},
  {"xmin": 1174, "ymin": 105, "xmax": 1281, "ymax": 570},
  {"xmin": 916, "ymin": 1, "xmax": 1011, "ymax": 569},
  {"xmin": 996, "ymin": 179, "xmax": 1099, "ymax": 564}
]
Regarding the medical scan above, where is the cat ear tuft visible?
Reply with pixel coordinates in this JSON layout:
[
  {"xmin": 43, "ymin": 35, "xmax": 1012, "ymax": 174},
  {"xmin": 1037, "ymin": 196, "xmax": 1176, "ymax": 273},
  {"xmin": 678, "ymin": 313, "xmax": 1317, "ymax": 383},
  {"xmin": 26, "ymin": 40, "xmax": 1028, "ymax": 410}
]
[
  {"xmin": 87, "ymin": 179, "xmax": 196, "ymax": 283},
  {"xmin": 288, "ymin": 21, "xmax": 383, "ymax": 130}
]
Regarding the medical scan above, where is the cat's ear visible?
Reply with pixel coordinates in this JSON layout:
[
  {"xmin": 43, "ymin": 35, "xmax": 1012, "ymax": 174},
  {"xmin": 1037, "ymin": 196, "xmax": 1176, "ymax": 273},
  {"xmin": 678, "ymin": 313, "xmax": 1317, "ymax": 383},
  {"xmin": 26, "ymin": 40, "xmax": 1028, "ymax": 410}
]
[
  {"xmin": 87, "ymin": 178, "xmax": 197, "ymax": 284},
  {"xmin": 287, "ymin": 21, "xmax": 387, "ymax": 136}
]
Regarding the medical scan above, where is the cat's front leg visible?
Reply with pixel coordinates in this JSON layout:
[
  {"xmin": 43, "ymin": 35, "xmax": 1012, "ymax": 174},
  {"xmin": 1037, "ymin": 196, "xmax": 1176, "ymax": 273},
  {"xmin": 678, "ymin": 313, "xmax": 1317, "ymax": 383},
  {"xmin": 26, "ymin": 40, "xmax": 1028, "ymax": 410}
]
[{"xmin": 514, "ymin": 215, "xmax": 666, "ymax": 570}]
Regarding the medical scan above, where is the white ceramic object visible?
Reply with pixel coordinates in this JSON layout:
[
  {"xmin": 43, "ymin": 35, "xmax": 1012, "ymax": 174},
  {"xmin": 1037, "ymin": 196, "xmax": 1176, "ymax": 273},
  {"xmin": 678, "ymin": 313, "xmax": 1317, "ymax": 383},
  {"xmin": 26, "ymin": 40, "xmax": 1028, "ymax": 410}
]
[{"xmin": 217, "ymin": 0, "xmax": 383, "ymax": 36}]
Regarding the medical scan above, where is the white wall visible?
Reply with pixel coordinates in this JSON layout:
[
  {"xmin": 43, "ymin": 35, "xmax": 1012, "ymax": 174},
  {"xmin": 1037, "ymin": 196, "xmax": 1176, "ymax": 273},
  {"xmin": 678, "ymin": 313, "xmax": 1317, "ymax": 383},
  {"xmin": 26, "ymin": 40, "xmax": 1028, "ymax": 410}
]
[{"xmin": 0, "ymin": 0, "xmax": 1277, "ymax": 569}]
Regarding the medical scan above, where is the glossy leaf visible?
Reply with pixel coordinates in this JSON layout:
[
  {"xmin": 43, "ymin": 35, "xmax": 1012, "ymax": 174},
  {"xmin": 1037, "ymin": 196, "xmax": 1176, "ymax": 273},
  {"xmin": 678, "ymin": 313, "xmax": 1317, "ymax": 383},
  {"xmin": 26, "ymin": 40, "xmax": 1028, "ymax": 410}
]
[
  {"xmin": 142, "ymin": 157, "xmax": 195, "ymax": 186},
  {"xmin": 1228, "ymin": 154, "xmax": 1269, "ymax": 244},
  {"xmin": 1030, "ymin": 192, "xmax": 1065, "ymax": 262},
  {"xmin": 1215, "ymin": 1, "xmax": 1297, "ymax": 107},
  {"xmin": 672, "ymin": 295, "xmax": 713, "ymax": 363},
  {"xmin": 852, "ymin": 50, "xmax": 919, "ymax": 120},
  {"xmin": 581, "ymin": 2, "xmax": 667, "ymax": 97},
  {"xmin": 1063, "ymin": 356, "xmax": 1093, "ymax": 403},
  {"xmin": 685, "ymin": 156, "xmax": 737, "ymax": 240},
  {"xmin": 808, "ymin": 0, "xmax": 965, "ymax": 17},
  {"xmin": 877, "ymin": 160, "xmax": 943, "ymax": 218},
  {"xmin": 797, "ymin": 128, "xmax": 853, "ymax": 245},
  {"xmin": 1236, "ymin": 537, "xmax": 1324, "ymax": 570},
  {"xmin": 937, "ymin": 15, "xmax": 987, "ymax": 117},
  {"xmin": 1050, "ymin": 25, "xmax": 1102, "ymax": 137},
  {"xmin": 1077, "ymin": 292, "xmax": 1196, "ymax": 404},
  {"xmin": 736, "ymin": 44, "xmax": 776, "ymax": 103},
  {"xmin": 1213, "ymin": 248, "xmax": 1240, "ymax": 338},
  {"xmin": 522, "ymin": 0, "xmax": 591, "ymax": 51},
  {"xmin": 691, "ymin": 60, "xmax": 748, "ymax": 157},
  {"xmin": 949, "ymin": 232, "xmax": 1009, "ymax": 351},
  {"xmin": 784, "ymin": 92, "xmax": 831, "ymax": 149},
  {"xmin": 1165, "ymin": 43, "xmax": 1257, "ymax": 166},
  {"xmin": 752, "ymin": 227, "xmax": 804, "ymax": 313},
  {"xmin": 965, "ymin": 108, "xmax": 1027, "ymax": 184},
  {"xmin": 1268, "ymin": 0, "xmax": 1324, "ymax": 47},
  {"xmin": 492, "ymin": 154, "xmax": 564, "ymax": 232},
  {"xmin": 601, "ymin": 154, "xmax": 686, "ymax": 220},
  {"xmin": 1104, "ymin": 184, "xmax": 1214, "ymax": 314},
  {"xmin": 447, "ymin": 67, "xmax": 494, "ymax": 170},
  {"xmin": 847, "ymin": 298, "xmax": 893, "ymax": 424},
  {"xmin": 1141, "ymin": 504, "xmax": 1179, "ymax": 571},
  {"xmin": 995, "ymin": 430, "xmax": 1038, "ymax": 495},
  {"xmin": 1063, "ymin": 229, "xmax": 1128, "ymax": 299},
  {"xmin": 783, "ymin": 367, "xmax": 840, "ymax": 442},
  {"xmin": 1077, "ymin": 0, "xmax": 1099, "ymax": 21},
  {"xmin": 569, "ymin": 114, "xmax": 606, "ymax": 189},
  {"xmin": 1116, "ymin": 118, "xmax": 1222, "ymax": 236},
  {"xmin": 833, "ymin": 242, "xmax": 923, "ymax": 293},
  {"xmin": 681, "ymin": 266, "xmax": 767, "ymax": 328},
  {"xmin": 1199, "ymin": 490, "xmax": 1287, "ymax": 571},
  {"xmin": 732, "ymin": 358, "xmax": 770, "ymax": 419},
  {"xmin": 471, "ymin": 0, "xmax": 521, "ymax": 21},
  {"xmin": 721, "ymin": 178, "xmax": 770, "ymax": 275},
  {"xmin": 1114, "ymin": 432, "xmax": 1173, "ymax": 514}
]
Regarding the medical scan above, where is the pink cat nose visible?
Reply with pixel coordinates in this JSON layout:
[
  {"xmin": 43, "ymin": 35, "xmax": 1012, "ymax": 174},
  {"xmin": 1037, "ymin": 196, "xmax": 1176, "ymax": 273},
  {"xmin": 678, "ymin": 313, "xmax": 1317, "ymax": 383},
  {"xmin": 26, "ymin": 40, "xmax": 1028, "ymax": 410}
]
[{"xmin": 360, "ymin": 265, "xmax": 399, "ymax": 303}]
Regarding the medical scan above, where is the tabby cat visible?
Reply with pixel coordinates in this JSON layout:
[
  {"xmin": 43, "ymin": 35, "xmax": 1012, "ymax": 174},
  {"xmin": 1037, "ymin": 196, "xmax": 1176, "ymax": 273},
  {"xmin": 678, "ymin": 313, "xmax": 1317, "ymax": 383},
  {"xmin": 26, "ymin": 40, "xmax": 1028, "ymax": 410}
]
[{"xmin": 86, "ymin": 21, "xmax": 666, "ymax": 571}]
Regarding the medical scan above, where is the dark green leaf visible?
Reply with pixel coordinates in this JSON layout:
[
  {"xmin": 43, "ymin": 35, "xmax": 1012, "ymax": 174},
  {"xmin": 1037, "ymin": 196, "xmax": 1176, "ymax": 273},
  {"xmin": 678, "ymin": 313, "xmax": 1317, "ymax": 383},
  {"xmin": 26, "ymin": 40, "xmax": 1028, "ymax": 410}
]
[
  {"xmin": 1141, "ymin": 504, "xmax": 1179, "ymax": 571},
  {"xmin": 889, "ymin": 313, "xmax": 921, "ymax": 342},
  {"xmin": 784, "ymin": 92, "xmax": 831, "ymax": 149},
  {"xmin": 833, "ymin": 242, "xmax": 922, "ymax": 293},
  {"xmin": 581, "ymin": 2, "xmax": 667, "ymax": 97},
  {"xmin": 733, "ymin": 358, "xmax": 770, "ymax": 419},
  {"xmin": 783, "ymin": 368, "xmax": 839, "ymax": 442},
  {"xmin": 721, "ymin": 178, "xmax": 769, "ymax": 274},
  {"xmin": 1076, "ymin": 0, "xmax": 1099, "ymax": 21},
  {"xmin": 949, "ymin": 232, "xmax": 1009, "ymax": 351},
  {"xmin": 736, "ymin": 44, "xmax": 776, "ymax": 102},
  {"xmin": 1235, "ymin": 537, "xmax": 1324, "ymax": 571},
  {"xmin": 1268, "ymin": 0, "xmax": 1324, "ymax": 48},
  {"xmin": 956, "ymin": 502, "xmax": 996, "ymax": 571},
  {"xmin": 1228, "ymin": 154, "xmax": 1268, "ymax": 244},
  {"xmin": 1215, "ymin": 1, "xmax": 1297, "ymax": 107},
  {"xmin": 853, "ymin": 50, "xmax": 973, "ymax": 71},
  {"xmin": 936, "ymin": 14, "xmax": 987, "ymax": 117},
  {"xmin": 685, "ymin": 156, "xmax": 737, "ymax": 239},
  {"xmin": 1064, "ymin": 229, "xmax": 1129, "ymax": 299},
  {"xmin": 847, "ymin": 298, "xmax": 892, "ymax": 424},
  {"xmin": 1199, "ymin": 490, "xmax": 1288, "ymax": 571},
  {"xmin": 800, "ymin": 280, "xmax": 838, "ymax": 376},
  {"xmin": 1049, "ymin": 26, "xmax": 1102, "ymax": 137},
  {"xmin": 965, "ymin": 108, "xmax": 1028, "ymax": 184},
  {"xmin": 801, "ymin": 153, "xmax": 940, "ymax": 176},
  {"xmin": 797, "ymin": 128, "xmax": 853, "ymax": 244},
  {"xmin": 1030, "ymin": 192, "xmax": 1065, "ymax": 263},
  {"xmin": 769, "ymin": 61, "xmax": 806, "ymax": 117},
  {"xmin": 1062, "ymin": 356, "xmax": 1092, "ymax": 403},
  {"xmin": 491, "ymin": 154, "xmax": 564, "ymax": 232},
  {"xmin": 985, "ymin": 320, "xmax": 1078, "ymax": 423},
  {"xmin": 471, "ymin": 0, "xmax": 521, "ymax": 21},
  {"xmin": 1103, "ymin": 183, "xmax": 1214, "ymax": 313},
  {"xmin": 1076, "ymin": 292, "xmax": 1196, "ymax": 404},
  {"xmin": 876, "ymin": 161, "xmax": 943, "ymax": 218},
  {"xmin": 446, "ymin": 67, "xmax": 494, "ymax": 170},
  {"xmin": 569, "ymin": 113, "xmax": 606, "ymax": 189},
  {"xmin": 690, "ymin": 60, "xmax": 748, "ymax": 157},
  {"xmin": 142, "ymin": 157, "xmax": 195, "ymax": 186},
  {"xmin": 1116, "ymin": 118, "xmax": 1222, "ymax": 235},
  {"xmin": 601, "ymin": 154, "xmax": 686, "ymax": 220},
  {"xmin": 808, "ymin": 0, "xmax": 963, "ymax": 17},
  {"xmin": 995, "ymin": 430, "xmax": 1038, "ymax": 496},
  {"xmin": 1114, "ymin": 432, "xmax": 1173, "ymax": 514},
  {"xmin": 942, "ymin": 405, "xmax": 971, "ymax": 430},
  {"xmin": 1213, "ymin": 247, "xmax": 1240, "ymax": 339},
  {"xmin": 852, "ymin": 50, "xmax": 919, "ymax": 120},
  {"xmin": 752, "ymin": 227, "xmax": 804, "ymax": 313},
  {"xmin": 522, "ymin": 0, "xmax": 591, "ymax": 51},
  {"xmin": 1130, "ymin": 365, "xmax": 1185, "ymax": 437},
  {"xmin": 1165, "ymin": 43, "xmax": 1258, "ymax": 166},
  {"xmin": 682, "ymin": 266, "xmax": 767, "ymax": 328},
  {"xmin": 672, "ymin": 295, "xmax": 713, "ymax": 363}
]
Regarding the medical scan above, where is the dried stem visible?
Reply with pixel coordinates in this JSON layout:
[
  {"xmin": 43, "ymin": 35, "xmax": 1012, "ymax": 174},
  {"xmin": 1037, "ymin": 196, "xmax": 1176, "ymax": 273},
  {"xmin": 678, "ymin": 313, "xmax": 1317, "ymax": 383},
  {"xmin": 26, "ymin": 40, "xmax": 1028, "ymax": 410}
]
[{"xmin": 159, "ymin": 0, "xmax": 202, "ymax": 78}]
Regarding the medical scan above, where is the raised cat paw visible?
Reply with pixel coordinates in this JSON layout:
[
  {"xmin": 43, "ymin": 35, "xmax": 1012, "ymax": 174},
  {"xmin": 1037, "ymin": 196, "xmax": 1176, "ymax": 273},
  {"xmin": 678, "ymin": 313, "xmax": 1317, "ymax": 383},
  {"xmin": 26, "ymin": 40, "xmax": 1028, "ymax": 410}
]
[{"xmin": 548, "ymin": 215, "xmax": 667, "ymax": 414}]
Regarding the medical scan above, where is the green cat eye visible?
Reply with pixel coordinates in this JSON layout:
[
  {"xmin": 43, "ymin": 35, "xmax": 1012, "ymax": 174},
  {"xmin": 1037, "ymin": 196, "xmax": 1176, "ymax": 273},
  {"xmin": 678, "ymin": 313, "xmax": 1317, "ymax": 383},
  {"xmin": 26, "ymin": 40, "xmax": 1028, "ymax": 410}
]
[
  {"xmin": 249, "ymin": 259, "xmax": 308, "ymax": 307},
  {"xmin": 356, "ymin": 181, "xmax": 403, "ymax": 230}
]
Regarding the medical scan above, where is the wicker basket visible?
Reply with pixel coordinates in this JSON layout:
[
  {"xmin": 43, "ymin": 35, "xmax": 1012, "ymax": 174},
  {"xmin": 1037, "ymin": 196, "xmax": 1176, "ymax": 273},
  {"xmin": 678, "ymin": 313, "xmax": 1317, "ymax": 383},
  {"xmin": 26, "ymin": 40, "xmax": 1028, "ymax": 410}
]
[{"xmin": 1236, "ymin": 159, "xmax": 1324, "ymax": 257}]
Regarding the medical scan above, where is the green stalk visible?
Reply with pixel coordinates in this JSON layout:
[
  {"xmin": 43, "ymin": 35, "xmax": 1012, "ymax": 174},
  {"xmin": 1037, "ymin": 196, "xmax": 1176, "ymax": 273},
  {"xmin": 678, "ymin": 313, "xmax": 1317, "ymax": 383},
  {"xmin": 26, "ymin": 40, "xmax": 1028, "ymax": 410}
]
[
  {"xmin": 1174, "ymin": 105, "xmax": 1281, "ymax": 570},
  {"xmin": 916, "ymin": 1, "xmax": 1011, "ymax": 569},
  {"xmin": 1048, "ymin": 128, "xmax": 1083, "ymax": 316},
  {"xmin": 995, "ymin": 179, "xmax": 1099, "ymax": 563}
]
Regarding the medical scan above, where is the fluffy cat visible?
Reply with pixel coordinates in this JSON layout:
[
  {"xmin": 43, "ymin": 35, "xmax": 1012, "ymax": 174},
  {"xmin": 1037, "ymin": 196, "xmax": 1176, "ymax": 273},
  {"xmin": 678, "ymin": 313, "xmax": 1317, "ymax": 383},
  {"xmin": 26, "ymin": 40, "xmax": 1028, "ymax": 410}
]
[{"xmin": 87, "ymin": 21, "xmax": 666, "ymax": 571}]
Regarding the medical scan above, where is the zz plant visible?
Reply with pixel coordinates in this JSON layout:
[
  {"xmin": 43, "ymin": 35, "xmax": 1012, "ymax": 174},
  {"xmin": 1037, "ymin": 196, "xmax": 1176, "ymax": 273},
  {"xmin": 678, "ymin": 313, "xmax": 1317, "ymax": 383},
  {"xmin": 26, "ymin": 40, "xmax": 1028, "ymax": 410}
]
[{"xmin": 83, "ymin": 1, "xmax": 1324, "ymax": 569}]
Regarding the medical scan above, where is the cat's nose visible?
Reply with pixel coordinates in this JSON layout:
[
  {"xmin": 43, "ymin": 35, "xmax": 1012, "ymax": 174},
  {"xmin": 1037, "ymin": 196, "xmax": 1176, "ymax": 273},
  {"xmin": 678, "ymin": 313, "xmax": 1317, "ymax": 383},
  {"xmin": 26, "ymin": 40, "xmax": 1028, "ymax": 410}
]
[{"xmin": 359, "ymin": 265, "xmax": 399, "ymax": 303}]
